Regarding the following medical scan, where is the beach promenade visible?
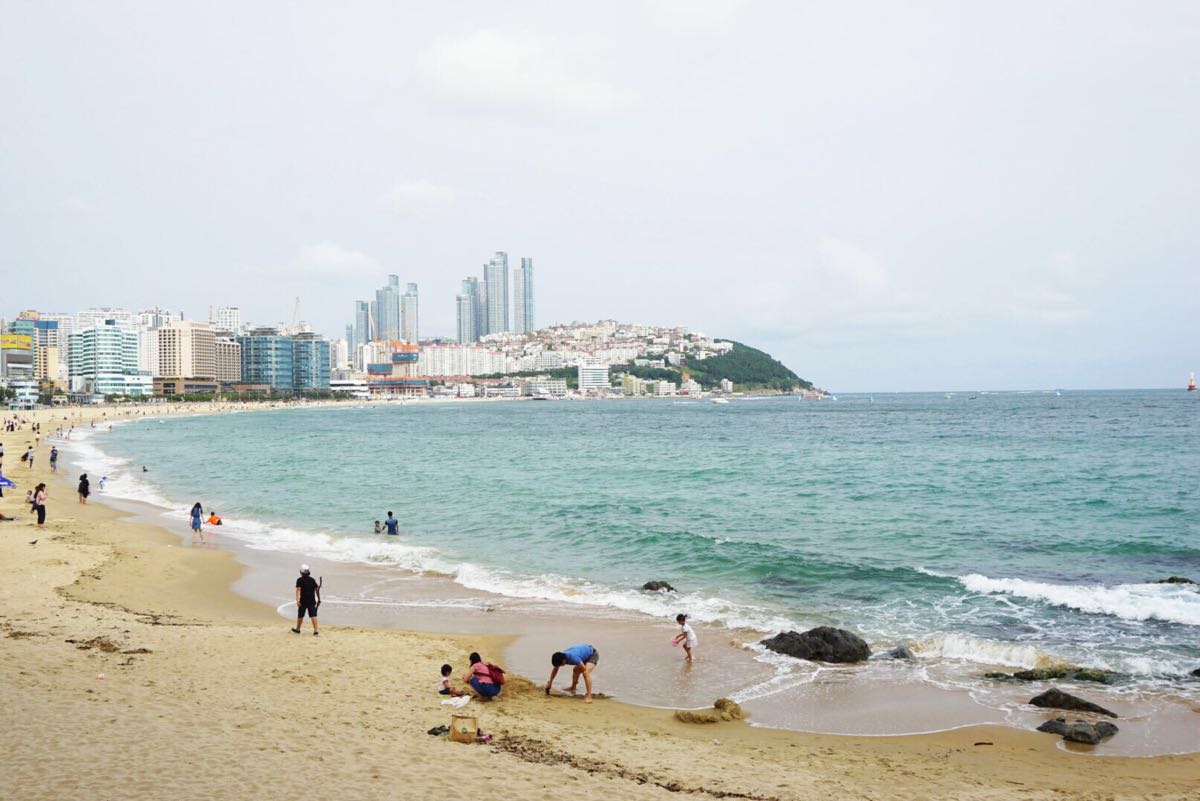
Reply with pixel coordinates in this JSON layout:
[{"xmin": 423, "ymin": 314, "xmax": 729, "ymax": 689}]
[{"xmin": 2, "ymin": 404, "xmax": 1198, "ymax": 800}]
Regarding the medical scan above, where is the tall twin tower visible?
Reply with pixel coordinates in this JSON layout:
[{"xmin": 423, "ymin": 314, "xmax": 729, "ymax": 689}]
[{"xmin": 457, "ymin": 252, "xmax": 534, "ymax": 343}]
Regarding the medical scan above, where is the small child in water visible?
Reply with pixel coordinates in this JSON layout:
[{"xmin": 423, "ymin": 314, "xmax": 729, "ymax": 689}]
[
  {"xmin": 438, "ymin": 664, "xmax": 461, "ymax": 696},
  {"xmin": 672, "ymin": 613, "xmax": 697, "ymax": 661},
  {"xmin": 373, "ymin": 520, "xmax": 382, "ymax": 534}
]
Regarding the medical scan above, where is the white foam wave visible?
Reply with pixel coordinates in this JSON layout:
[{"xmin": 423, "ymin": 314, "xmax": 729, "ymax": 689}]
[
  {"xmin": 958, "ymin": 574, "xmax": 1200, "ymax": 626},
  {"xmin": 914, "ymin": 634, "xmax": 1050, "ymax": 668},
  {"xmin": 453, "ymin": 563, "xmax": 800, "ymax": 634},
  {"xmin": 59, "ymin": 427, "xmax": 175, "ymax": 508}
]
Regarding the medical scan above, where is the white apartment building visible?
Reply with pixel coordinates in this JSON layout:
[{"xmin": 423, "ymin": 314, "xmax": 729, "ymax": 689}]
[
  {"xmin": 68, "ymin": 320, "xmax": 151, "ymax": 397},
  {"xmin": 216, "ymin": 306, "xmax": 241, "ymax": 334},
  {"xmin": 653, "ymin": 380, "xmax": 678, "ymax": 396},
  {"xmin": 680, "ymin": 378, "xmax": 703, "ymax": 395},
  {"xmin": 419, "ymin": 344, "xmax": 506, "ymax": 377},
  {"xmin": 577, "ymin": 362, "xmax": 610, "ymax": 394},
  {"xmin": 157, "ymin": 320, "xmax": 216, "ymax": 378}
]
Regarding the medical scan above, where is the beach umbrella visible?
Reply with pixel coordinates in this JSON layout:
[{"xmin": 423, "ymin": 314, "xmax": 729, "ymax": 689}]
[{"xmin": 0, "ymin": 474, "xmax": 15, "ymax": 489}]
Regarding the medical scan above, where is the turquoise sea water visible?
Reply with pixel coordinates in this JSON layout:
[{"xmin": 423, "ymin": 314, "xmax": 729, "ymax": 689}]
[{"xmin": 87, "ymin": 391, "xmax": 1200, "ymax": 685}]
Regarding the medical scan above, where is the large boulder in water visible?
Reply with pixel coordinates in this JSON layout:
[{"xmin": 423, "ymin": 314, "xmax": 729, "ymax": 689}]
[
  {"xmin": 761, "ymin": 627, "xmax": 871, "ymax": 663},
  {"xmin": 1029, "ymin": 688, "xmax": 1117, "ymax": 718},
  {"xmin": 1037, "ymin": 717, "xmax": 1119, "ymax": 745},
  {"xmin": 1151, "ymin": 576, "xmax": 1195, "ymax": 585},
  {"xmin": 879, "ymin": 645, "xmax": 916, "ymax": 661},
  {"xmin": 1190, "ymin": 668, "xmax": 1200, "ymax": 678},
  {"xmin": 641, "ymin": 581, "xmax": 676, "ymax": 593}
]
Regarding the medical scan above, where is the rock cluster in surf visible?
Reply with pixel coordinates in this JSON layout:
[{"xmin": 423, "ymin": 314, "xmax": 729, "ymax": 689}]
[{"xmin": 760, "ymin": 626, "xmax": 871, "ymax": 663}]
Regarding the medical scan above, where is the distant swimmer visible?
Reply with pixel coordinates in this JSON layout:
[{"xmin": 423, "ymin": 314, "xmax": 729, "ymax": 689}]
[
  {"xmin": 545, "ymin": 643, "xmax": 599, "ymax": 703},
  {"xmin": 142, "ymin": 466, "xmax": 148, "ymax": 472},
  {"xmin": 384, "ymin": 511, "xmax": 399, "ymax": 535},
  {"xmin": 373, "ymin": 520, "xmax": 382, "ymax": 534}
]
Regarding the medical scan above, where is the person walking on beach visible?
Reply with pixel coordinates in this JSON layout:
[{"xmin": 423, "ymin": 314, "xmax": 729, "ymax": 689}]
[
  {"xmin": 292, "ymin": 564, "xmax": 320, "ymax": 636},
  {"xmin": 545, "ymin": 643, "xmax": 599, "ymax": 703},
  {"xmin": 32, "ymin": 483, "xmax": 47, "ymax": 528},
  {"xmin": 77, "ymin": 474, "xmax": 90, "ymax": 504},
  {"xmin": 383, "ymin": 511, "xmax": 399, "ymax": 535},
  {"xmin": 189, "ymin": 502, "xmax": 204, "ymax": 542},
  {"xmin": 24, "ymin": 445, "xmax": 34, "ymax": 469},
  {"xmin": 672, "ymin": 613, "xmax": 697, "ymax": 662},
  {"xmin": 49, "ymin": 446, "xmax": 58, "ymax": 473}
]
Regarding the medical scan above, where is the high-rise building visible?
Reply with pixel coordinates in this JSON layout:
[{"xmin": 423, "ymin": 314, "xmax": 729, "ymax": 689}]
[
  {"xmin": 215, "ymin": 337, "xmax": 242, "ymax": 383},
  {"xmin": 156, "ymin": 320, "xmax": 217, "ymax": 378},
  {"xmin": 353, "ymin": 301, "xmax": 371, "ymax": 348},
  {"xmin": 237, "ymin": 327, "xmax": 295, "ymax": 390},
  {"xmin": 513, "ymin": 257, "xmax": 535, "ymax": 333},
  {"xmin": 292, "ymin": 332, "xmax": 331, "ymax": 392},
  {"xmin": 216, "ymin": 306, "xmax": 241, "ymax": 334},
  {"xmin": 455, "ymin": 294, "xmax": 475, "ymax": 344},
  {"xmin": 484, "ymin": 252, "xmax": 509, "ymax": 335},
  {"xmin": 401, "ymin": 283, "xmax": 419, "ymax": 342},
  {"xmin": 68, "ymin": 320, "xmax": 152, "ymax": 397},
  {"xmin": 375, "ymin": 275, "xmax": 402, "ymax": 341},
  {"xmin": 78, "ymin": 307, "xmax": 136, "ymax": 331},
  {"xmin": 1, "ymin": 322, "xmax": 35, "ymax": 381}
]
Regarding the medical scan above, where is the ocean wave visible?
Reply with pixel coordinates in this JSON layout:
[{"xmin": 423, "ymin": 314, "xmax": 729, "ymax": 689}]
[
  {"xmin": 957, "ymin": 574, "xmax": 1200, "ymax": 626},
  {"xmin": 913, "ymin": 634, "xmax": 1051, "ymax": 668}
]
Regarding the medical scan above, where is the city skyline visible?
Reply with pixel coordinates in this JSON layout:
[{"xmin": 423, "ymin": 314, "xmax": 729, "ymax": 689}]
[{"xmin": 2, "ymin": 4, "xmax": 1197, "ymax": 391}]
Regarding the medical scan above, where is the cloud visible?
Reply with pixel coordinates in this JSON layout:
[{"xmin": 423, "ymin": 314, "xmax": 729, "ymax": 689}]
[
  {"xmin": 1005, "ymin": 251, "xmax": 1092, "ymax": 326},
  {"xmin": 817, "ymin": 235, "xmax": 889, "ymax": 295},
  {"xmin": 384, "ymin": 180, "xmax": 455, "ymax": 216},
  {"xmin": 649, "ymin": 0, "xmax": 750, "ymax": 28},
  {"xmin": 420, "ymin": 30, "xmax": 631, "ymax": 116},
  {"xmin": 291, "ymin": 243, "xmax": 382, "ymax": 281}
]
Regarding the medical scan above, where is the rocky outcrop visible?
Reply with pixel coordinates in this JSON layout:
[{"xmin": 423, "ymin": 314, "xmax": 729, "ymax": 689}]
[
  {"xmin": 1037, "ymin": 717, "xmax": 1119, "ymax": 745},
  {"xmin": 1190, "ymin": 668, "xmax": 1200, "ymax": 678},
  {"xmin": 674, "ymin": 698, "xmax": 744, "ymax": 724},
  {"xmin": 1028, "ymin": 688, "xmax": 1117, "ymax": 718},
  {"xmin": 879, "ymin": 645, "xmax": 916, "ymax": 660},
  {"xmin": 984, "ymin": 667, "xmax": 1120, "ymax": 684},
  {"xmin": 641, "ymin": 581, "xmax": 676, "ymax": 593},
  {"xmin": 1151, "ymin": 576, "xmax": 1195, "ymax": 584},
  {"xmin": 761, "ymin": 627, "xmax": 871, "ymax": 663}
]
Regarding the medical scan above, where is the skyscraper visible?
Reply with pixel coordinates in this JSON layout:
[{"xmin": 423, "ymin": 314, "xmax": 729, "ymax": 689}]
[
  {"xmin": 216, "ymin": 306, "xmax": 241, "ymax": 334},
  {"xmin": 353, "ymin": 301, "xmax": 371, "ymax": 348},
  {"xmin": 375, "ymin": 275, "xmax": 402, "ymax": 341},
  {"xmin": 401, "ymin": 283, "xmax": 419, "ymax": 342},
  {"xmin": 513, "ymin": 257, "xmax": 535, "ymax": 333},
  {"xmin": 484, "ymin": 252, "xmax": 509, "ymax": 335},
  {"xmin": 458, "ymin": 277, "xmax": 483, "ymax": 343}
]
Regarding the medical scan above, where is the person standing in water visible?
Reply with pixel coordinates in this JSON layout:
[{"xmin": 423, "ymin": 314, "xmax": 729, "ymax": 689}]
[
  {"xmin": 189, "ymin": 502, "xmax": 204, "ymax": 542},
  {"xmin": 292, "ymin": 564, "xmax": 320, "ymax": 636},
  {"xmin": 383, "ymin": 511, "xmax": 399, "ymax": 535},
  {"xmin": 672, "ymin": 613, "xmax": 697, "ymax": 661}
]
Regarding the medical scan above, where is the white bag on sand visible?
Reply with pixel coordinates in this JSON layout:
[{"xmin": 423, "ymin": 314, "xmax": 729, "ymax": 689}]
[{"xmin": 441, "ymin": 696, "xmax": 471, "ymax": 709}]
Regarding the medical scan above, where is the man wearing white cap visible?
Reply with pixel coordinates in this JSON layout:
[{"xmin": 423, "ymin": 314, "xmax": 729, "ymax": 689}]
[{"xmin": 291, "ymin": 564, "xmax": 321, "ymax": 636}]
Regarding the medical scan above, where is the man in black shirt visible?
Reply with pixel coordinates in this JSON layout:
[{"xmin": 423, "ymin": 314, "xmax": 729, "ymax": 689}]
[{"xmin": 292, "ymin": 564, "xmax": 321, "ymax": 636}]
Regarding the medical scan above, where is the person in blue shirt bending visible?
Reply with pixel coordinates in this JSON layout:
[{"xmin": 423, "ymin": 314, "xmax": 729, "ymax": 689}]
[
  {"xmin": 384, "ymin": 512, "xmax": 400, "ymax": 535},
  {"xmin": 545, "ymin": 643, "xmax": 599, "ymax": 703}
]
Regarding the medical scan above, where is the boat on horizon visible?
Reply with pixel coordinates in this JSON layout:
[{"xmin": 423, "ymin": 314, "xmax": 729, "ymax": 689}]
[
  {"xmin": 711, "ymin": 397, "xmax": 730, "ymax": 404},
  {"xmin": 1189, "ymin": 372, "xmax": 1196, "ymax": 391}
]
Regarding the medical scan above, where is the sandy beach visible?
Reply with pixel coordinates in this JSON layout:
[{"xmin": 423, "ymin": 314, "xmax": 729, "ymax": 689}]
[{"xmin": 2, "ymin": 404, "xmax": 1198, "ymax": 800}]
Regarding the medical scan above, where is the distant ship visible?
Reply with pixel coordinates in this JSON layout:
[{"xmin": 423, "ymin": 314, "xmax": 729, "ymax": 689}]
[{"xmin": 1190, "ymin": 372, "xmax": 1197, "ymax": 392}]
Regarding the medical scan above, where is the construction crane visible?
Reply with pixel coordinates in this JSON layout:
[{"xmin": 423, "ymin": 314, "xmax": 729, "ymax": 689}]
[{"xmin": 291, "ymin": 296, "xmax": 300, "ymax": 333}]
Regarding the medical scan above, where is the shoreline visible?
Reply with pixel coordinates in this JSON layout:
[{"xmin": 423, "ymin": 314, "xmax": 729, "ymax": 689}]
[{"xmin": 3, "ymin": 403, "xmax": 1199, "ymax": 799}]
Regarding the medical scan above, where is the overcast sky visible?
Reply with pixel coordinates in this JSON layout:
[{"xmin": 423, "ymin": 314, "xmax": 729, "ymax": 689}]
[{"xmin": 2, "ymin": 1, "xmax": 1197, "ymax": 391}]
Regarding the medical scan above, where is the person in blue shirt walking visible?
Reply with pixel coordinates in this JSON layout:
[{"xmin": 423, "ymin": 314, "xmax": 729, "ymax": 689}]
[
  {"xmin": 383, "ymin": 511, "xmax": 399, "ymax": 535},
  {"xmin": 545, "ymin": 643, "xmax": 599, "ymax": 703}
]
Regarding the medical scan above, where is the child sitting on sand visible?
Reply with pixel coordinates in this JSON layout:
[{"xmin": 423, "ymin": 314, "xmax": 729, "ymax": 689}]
[
  {"xmin": 437, "ymin": 664, "xmax": 461, "ymax": 697},
  {"xmin": 673, "ymin": 613, "xmax": 697, "ymax": 661}
]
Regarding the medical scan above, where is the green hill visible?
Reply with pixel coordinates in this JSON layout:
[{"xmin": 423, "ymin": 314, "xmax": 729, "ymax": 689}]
[{"xmin": 622, "ymin": 341, "xmax": 813, "ymax": 393}]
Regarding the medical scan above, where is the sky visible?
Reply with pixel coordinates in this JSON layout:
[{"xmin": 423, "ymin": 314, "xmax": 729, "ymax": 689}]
[{"xmin": 2, "ymin": 1, "xmax": 1197, "ymax": 392}]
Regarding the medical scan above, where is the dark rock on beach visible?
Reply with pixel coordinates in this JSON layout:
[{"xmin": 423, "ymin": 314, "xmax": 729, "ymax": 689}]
[
  {"xmin": 1029, "ymin": 688, "xmax": 1117, "ymax": 718},
  {"xmin": 641, "ymin": 581, "xmax": 676, "ymax": 593},
  {"xmin": 1037, "ymin": 717, "xmax": 1119, "ymax": 745},
  {"xmin": 986, "ymin": 667, "xmax": 1121, "ymax": 685},
  {"xmin": 1013, "ymin": 667, "xmax": 1073, "ymax": 681},
  {"xmin": 761, "ymin": 627, "xmax": 871, "ymax": 663},
  {"xmin": 1190, "ymin": 668, "xmax": 1200, "ymax": 678},
  {"xmin": 1151, "ymin": 576, "xmax": 1195, "ymax": 584},
  {"xmin": 880, "ymin": 645, "xmax": 916, "ymax": 660}
]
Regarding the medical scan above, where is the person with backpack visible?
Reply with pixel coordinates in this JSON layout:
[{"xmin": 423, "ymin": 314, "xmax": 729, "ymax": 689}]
[{"xmin": 465, "ymin": 651, "xmax": 503, "ymax": 699}]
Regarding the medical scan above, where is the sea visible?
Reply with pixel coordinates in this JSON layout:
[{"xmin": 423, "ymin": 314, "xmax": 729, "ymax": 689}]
[{"xmin": 70, "ymin": 391, "xmax": 1200, "ymax": 753}]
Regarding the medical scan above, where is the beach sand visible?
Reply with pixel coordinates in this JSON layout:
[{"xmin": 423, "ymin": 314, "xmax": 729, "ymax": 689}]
[{"xmin": 2, "ymin": 404, "xmax": 1198, "ymax": 800}]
